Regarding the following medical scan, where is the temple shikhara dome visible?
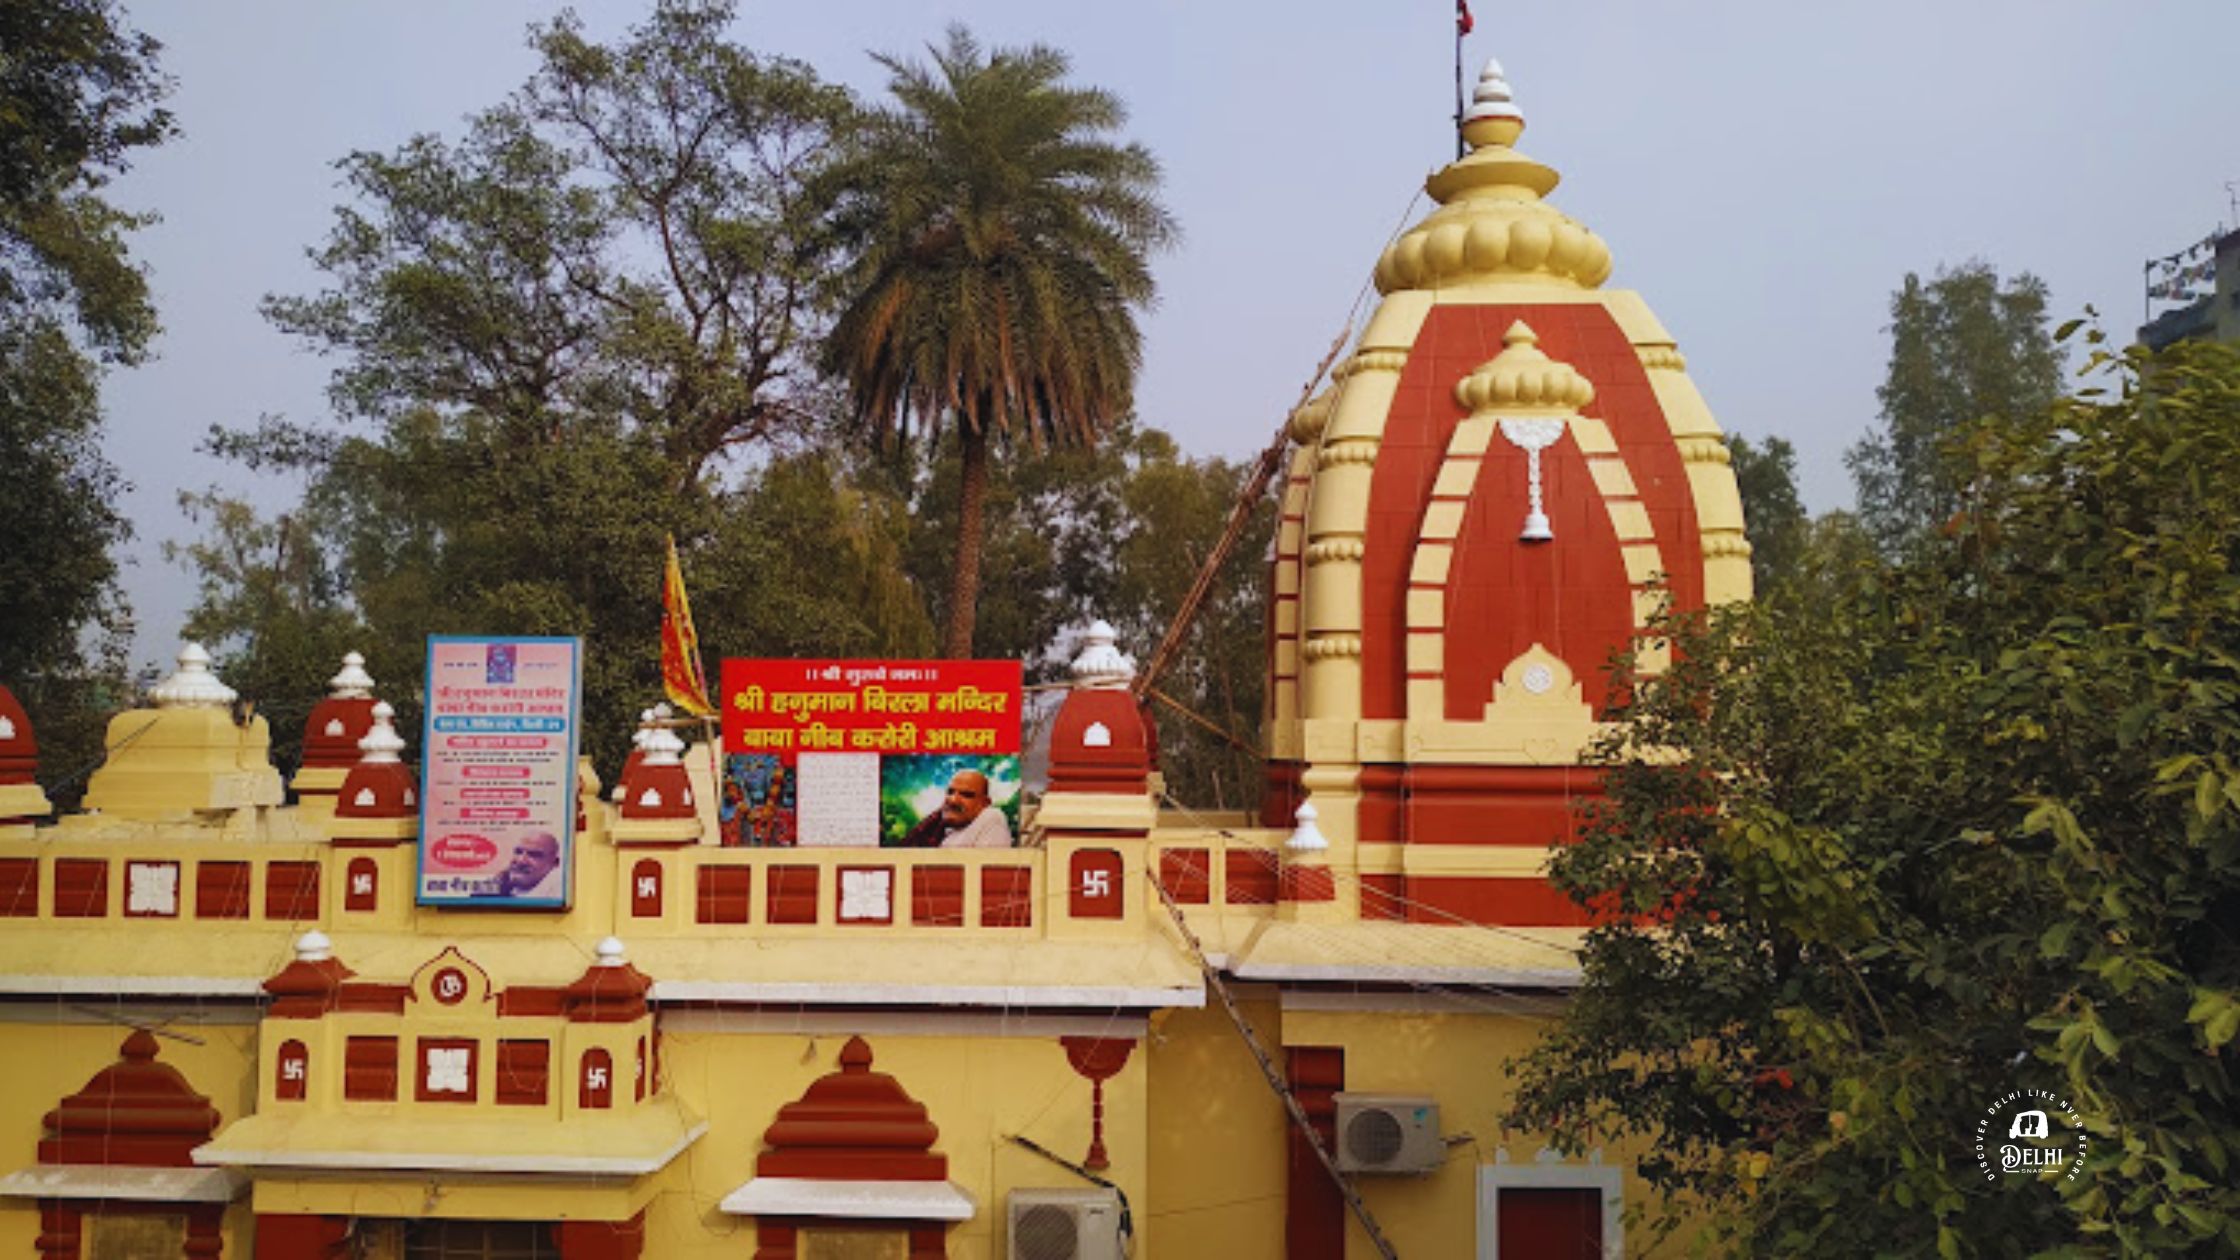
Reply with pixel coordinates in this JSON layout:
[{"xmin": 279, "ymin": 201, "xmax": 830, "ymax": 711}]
[
  {"xmin": 0, "ymin": 53, "xmax": 1740, "ymax": 1260},
  {"xmin": 1261, "ymin": 57, "xmax": 1748, "ymax": 927}
]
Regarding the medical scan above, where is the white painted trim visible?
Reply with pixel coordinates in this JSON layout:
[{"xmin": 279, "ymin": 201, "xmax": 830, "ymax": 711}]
[
  {"xmin": 1280, "ymin": 989, "xmax": 1567, "ymax": 1016},
  {"xmin": 191, "ymin": 1121, "xmax": 707, "ymax": 1177},
  {"xmin": 1476, "ymin": 1149, "xmax": 1623, "ymax": 1259},
  {"xmin": 0, "ymin": 1165, "xmax": 245, "ymax": 1204},
  {"xmin": 650, "ymin": 981, "xmax": 1202, "ymax": 1010},
  {"xmin": 0, "ymin": 976, "xmax": 267, "ymax": 998},
  {"xmin": 720, "ymin": 1177, "xmax": 977, "ymax": 1222},
  {"xmin": 1232, "ymin": 961, "xmax": 1579, "ymax": 988},
  {"xmin": 659, "ymin": 1008, "xmax": 1150, "ymax": 1038}
]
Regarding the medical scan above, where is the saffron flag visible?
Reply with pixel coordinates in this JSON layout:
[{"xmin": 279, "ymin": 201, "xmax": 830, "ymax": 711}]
[
  {"xmin": 1457, "ymin": 0, "xmax": 1474, "ymax": 35},
  {"xmin": 660, "ymin": 535, "xmax": 715, "ymax": 717}
]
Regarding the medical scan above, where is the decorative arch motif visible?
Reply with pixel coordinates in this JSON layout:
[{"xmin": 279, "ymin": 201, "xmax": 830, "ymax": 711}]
[{"xmin": 1405, "ymin": 323, "xmax": 1671, "ymax": 731}]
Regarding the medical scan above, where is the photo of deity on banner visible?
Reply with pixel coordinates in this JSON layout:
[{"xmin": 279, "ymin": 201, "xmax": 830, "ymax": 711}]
[
  {"xmin": 882, "ymin": 754, "xmax": 1023, "ymax": 848},
  {"xmin": 720, "ymin": 753, "xmax": 797, "ymax": 847}
]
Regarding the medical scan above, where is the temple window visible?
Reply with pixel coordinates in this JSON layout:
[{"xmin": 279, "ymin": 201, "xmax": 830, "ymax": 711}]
[{"xmin": 344, "ymin": 1036, "xmax": 399, "ymax": 1101}]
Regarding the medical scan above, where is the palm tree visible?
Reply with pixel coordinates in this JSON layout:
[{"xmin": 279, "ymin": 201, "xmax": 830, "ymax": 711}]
[{"xmin": 822, "ymin": 26, "xmax": 1175, "ymax": 657}]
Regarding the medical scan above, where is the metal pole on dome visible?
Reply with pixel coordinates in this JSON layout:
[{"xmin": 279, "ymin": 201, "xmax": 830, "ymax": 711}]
[{"xmin": 1454, "ymin": 1, "xmax": 1471, "ymax": 160}]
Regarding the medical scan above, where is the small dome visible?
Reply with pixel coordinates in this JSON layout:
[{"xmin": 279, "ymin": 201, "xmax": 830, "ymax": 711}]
[
  {"xmin": 336, "ymin": 703, "xmax": 416, "ymax": 820},
  {"xmin": 150, "ymin": 644, "xmax": 238, "ymax": 709},
  {"xmin": 328, "ymin": 652, "xmax": 375, "ymax": 698},
  {"xmin": 1069, "ymin": 621, "xmax": 1136, "ymax": 690},
  {"xmin": 301, "ymin": 651, "xmax": 380, "ymax": 770}
]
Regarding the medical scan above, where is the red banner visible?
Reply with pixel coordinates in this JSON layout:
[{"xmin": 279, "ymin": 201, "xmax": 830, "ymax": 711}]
[{"xmin": 720, "ymin": 659, "xmax": 1023, "ymax": 756}]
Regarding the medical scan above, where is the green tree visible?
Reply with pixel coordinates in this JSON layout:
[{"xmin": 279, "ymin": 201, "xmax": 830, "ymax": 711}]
[
  {"xmin": 1725, "ymin": 432, "xmax": 1809, "ymax": 596},
  {"xmin": 1101, "ymin": 429, "xmax": 1271, "ymax": 809},
  {"xmin": 1847, "ymin": 262, "xmax": 2061, "ymax": 553},
  {"xmin": 883, "ymin": 419, "xmax": 1271, "ymax": 805},
  {"xmin": 0, "ymin": 0, "xmax": 175, "ymax": 800},
  {"xmin": 820, "ymin": 26, "xmax": 1175, "ymax": 656},
  {"xmin": 1511, "ymin": 334, "xmax": 2240, "ymax": 1255},
  {"xmin": 195, "ymin": 2, "xmax": 867, "ymax": 771},
  {"xmin": 164, "ymin": 490, "xmax": 362, "ymax": 774}
]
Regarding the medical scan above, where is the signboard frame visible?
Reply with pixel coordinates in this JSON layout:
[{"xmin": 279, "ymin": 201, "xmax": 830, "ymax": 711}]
[
  {"xmin": 415, "ymin": 634, "xmax": 584, "ymax": 910},
  {"xmin": 718, "ymin": 658, "xmax": 1025, "ymax": 849}
]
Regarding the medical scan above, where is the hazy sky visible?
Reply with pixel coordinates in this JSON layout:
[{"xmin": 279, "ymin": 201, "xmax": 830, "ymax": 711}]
[{"xmin": 100, "ymin": 1, "xmax": 2240, "ymax": 669}]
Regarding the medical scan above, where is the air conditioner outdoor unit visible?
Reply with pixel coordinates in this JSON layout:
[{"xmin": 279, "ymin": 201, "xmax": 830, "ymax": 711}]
[
  {"xmin": 1333, "ymin": 1092, "xmax": 1444, "ymax": 1174},
  {"xmin": 1007, "ymin": 1187, "xmax": 1124, "ymax": 1260}
]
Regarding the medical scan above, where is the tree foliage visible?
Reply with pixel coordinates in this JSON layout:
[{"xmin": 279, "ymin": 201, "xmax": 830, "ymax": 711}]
[
  {"xmin": 820, "ymin": 26, "xmax": 1175, "ymax": 655},
  {"xmin": 892, "ymin": 421, "xmax": 1272, "ymax": 807},
  {"xmin": 1725, "ymin": 431, "xmax": 1809, "ymax": 597},
  {"xmin": 0, "ymin": 0, "xmax": 173, "ymax": 361},
  {"xmin": 1512, "ymin": 333, "xmax": 2240, "ymax": 1256},
  {"xmin": 180, "ymin": 6, "xmax": 1257, "ymax": 796},
  {"xmin": 0, "ymin": 0, "xmax": 174, "ymax": 802},
  {"xmin": 204, "ymin": 1, "xmax": 859, "ymax": 770},
  {"xmin": 1847, "ymin": 262, "xmax": 2061, "ymax": 554}
]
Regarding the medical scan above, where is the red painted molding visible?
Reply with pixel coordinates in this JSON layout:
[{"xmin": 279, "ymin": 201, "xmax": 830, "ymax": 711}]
[
  {"xmin": 756, "ymin": 1037, "xmax": 946, "ymax": 1181},
  {"xmin": 39, "ymin": 1030, "xmax": 220, "ymax": 1167}
]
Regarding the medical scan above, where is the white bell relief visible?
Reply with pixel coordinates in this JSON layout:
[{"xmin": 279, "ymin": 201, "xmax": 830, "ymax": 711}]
[
  {"xmin": 0, "ymin": 717, "xmax": 14, "ymax": 741},
  {"xmin": 324, "ymin": 718, "xmax": 345, "ymax": 737},
  {"xmin": 353, "ymin": 788, "xmax": 376, "ymax": 808},
  {"xmin": 638, "ymin": 788, "xmax": 662, "ymax": 809},
  {"xmin": 1499, "ymin": 417, "xmax": 1567, "ymax": 541},
  {"xmin": 1082, "ymin": 721, "xmax": 1113, "ymax": 748}
]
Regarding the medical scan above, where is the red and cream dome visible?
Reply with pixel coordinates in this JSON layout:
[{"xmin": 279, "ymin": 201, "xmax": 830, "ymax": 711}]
[
  {"xmin": 0, "ymin": 685, "xmax": 37, "ymax": 787},
  {"xmin": 618, "ymin": 721, "xmax": 695, "ymax": 822},
  {"xmin": 1261, "ymin": 58, "xmax": 1749, "ymax": 928},
  {"xmin": 300, "ymin": 652, "xmax": 378, "ymax": 771},
  {"xmin": 1048, "ymin": 621, "xmax": 1155, "ymax": 795},
  {"xmin": 336, "ymin": 701, "xmax": 416, "ymax": 820},
  {"xmin": 0, "ymin": 684, "xmax": 48, "ymax": 827}
]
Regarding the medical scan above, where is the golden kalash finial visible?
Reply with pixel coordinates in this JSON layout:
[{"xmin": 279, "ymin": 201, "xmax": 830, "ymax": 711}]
[{"xmin": 1375, "ymin": 57, "xmax": 1613, "ymax": 294}]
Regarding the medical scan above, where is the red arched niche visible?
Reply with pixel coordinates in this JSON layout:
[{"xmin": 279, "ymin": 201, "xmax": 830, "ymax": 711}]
[
  {"xmin": 1441, "ymin": 414, "xmax": 1635, "ymax": 718},
  {"xmin": 1358, "ymin": 303, "xmax": 1703, "ymax": 719}
]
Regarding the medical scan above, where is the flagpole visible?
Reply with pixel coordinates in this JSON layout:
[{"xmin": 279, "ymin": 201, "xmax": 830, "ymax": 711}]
[{"xmin": 1454, "ymin": 4, "xmax": 1467, "ymax": 160}]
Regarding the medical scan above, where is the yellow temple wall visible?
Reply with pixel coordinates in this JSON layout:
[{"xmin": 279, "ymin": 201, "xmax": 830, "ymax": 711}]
[
  {"xmin": 1284, "ymin": 1003, "xmax": 1661, "ymax": 1260},
  {"xmin": 647, "ymin": 1027, "xmax": 1147, "ymax": 1257},
  {"xmin": 0, "ymin": 1011, "xmax": 259, "ymax": 1257},
  {"xmin": 1145, "ymin": 994, "xmax": 1290, "ymax": 1255}
]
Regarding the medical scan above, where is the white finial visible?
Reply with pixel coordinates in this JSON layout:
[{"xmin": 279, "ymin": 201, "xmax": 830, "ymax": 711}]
[
  {"xmin": 295, "ymin": 930, "xmax": 332, "ymax": 963},
  {"xmin": 1069, "ymin": 620, "xmax": 1136, "ymax": 690},
  {"xmin": 1465, "ymin": 56, "xmax": 1523, "ymax": 125},
  {"xmin": 1286, "ymin": 800, "xmax": 1329, "ymax": 853},
  {"xmin": 358, "ymin": 701, "xmax": 405, "ymax": 763},
  {"xmin": 328, "ymin": 651, "xmax": 375, "ymax": 699},
  {"xmin": 631, "ymin": 708, "xmax": 657, "ymax": 753},
  {"xmin": 595, "ymin": 936, "xmax": 627, "ymax": 968},
  {"xmin": 150, "ymin": 643, "xmax": 238, "ymax": 709},
  {"xmin": 643, "ymin": 722, "xmax": 685, "ymax": 766}
]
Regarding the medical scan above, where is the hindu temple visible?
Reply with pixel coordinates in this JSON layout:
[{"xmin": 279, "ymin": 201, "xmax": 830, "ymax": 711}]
[{"xmin": 0, "ymin": 57, "xmax": 1746, "ymax": 1259}]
